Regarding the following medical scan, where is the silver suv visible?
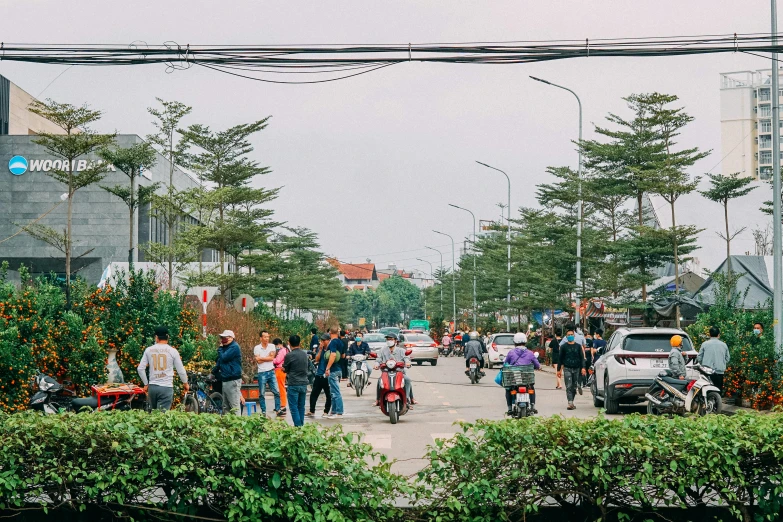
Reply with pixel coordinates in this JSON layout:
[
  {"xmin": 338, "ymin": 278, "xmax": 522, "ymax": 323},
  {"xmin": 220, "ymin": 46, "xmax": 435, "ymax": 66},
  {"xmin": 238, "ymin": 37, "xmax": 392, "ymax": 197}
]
[{"xmin": 591, "ymin": 327, "xmax": 696, "ymax": 414}]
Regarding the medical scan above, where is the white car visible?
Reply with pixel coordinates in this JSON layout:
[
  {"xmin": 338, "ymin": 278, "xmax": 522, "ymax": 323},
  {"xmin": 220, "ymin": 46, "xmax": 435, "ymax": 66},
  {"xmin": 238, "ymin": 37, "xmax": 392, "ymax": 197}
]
[
  {"xmin": 591, "ymin": 327, "xmax": 697, "ymax": 414},
  {"xmin": 486, "ymin": 333, "xmax": 516, "ymax": 369},
  {"xmin": 361, "ymin": 333, "xmax": 387, "ymax": 357}
]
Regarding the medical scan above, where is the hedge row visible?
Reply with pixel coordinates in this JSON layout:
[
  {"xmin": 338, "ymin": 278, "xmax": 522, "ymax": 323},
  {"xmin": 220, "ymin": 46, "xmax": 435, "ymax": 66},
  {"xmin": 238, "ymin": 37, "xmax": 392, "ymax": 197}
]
[
  {"xmin": 414, "ymin": 413, "xmax": 783, "ymax": 522},
  {"xmin": 1, "ymin": 411, "xmax": 782, "ymax": 521}
]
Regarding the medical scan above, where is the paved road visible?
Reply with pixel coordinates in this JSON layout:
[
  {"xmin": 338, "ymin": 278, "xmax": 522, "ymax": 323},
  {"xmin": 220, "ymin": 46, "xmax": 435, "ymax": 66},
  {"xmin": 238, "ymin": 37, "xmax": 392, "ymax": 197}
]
[{"xmin": 281, "ymin": 355, "xmax": 646, "ymax": 476}]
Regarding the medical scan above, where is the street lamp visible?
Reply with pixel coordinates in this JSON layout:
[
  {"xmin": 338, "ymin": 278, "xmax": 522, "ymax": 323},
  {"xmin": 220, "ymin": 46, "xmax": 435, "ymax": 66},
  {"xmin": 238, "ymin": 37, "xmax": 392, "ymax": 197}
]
[
  {"xmin": 425, "ymin": 246, "xmax": 444, "ymax": 315},
  {"xmin": 771, "ymin": 0, "xmax": 783, "ymax": 355},
  {"xmin": 476, "ymin": 161, "xmax": 512, "ymax": 331},
  {"xmin": 433, "ymin": 230, "xmax": 457, "ymax": 331},
  {"xmin": 448, "ymin": 204, "xmax": 477, "ymax": 329},
  {"xmin": 416, "ymin": 258, "xmax": 434, "ymax": 319},
  {"xmin": 530, "ymin": 75, "xmax": 583, "ymax": 326}
]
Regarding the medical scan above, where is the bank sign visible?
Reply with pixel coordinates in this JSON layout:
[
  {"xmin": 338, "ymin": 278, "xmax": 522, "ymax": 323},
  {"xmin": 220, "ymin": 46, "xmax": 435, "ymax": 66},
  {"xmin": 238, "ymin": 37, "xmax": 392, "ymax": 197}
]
[{"xmin": 7, "ymin": 155, "xmax": 116, "ymax": 176}]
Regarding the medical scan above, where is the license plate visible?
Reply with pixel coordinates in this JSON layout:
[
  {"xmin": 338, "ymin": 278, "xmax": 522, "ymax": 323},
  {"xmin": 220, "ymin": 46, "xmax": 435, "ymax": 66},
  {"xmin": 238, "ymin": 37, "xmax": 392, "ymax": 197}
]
[
  {"xmin": 470, "ymin": 363, "xmax": 477, "ymax": 369},
  {"xmin": 517, "ymin": 394, "xmax": 529, "ymax": 403},
  {"xmin": 651, "ymin": 359, "xmax": 668, "ymax": 369}
]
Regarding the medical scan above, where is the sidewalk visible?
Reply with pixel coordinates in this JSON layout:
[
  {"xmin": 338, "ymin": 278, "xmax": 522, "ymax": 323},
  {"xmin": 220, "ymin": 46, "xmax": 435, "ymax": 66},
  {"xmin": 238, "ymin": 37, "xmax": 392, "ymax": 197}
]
[{"xmin": 537, "ymin": 363, "xmax": 760, "ymax": 415}]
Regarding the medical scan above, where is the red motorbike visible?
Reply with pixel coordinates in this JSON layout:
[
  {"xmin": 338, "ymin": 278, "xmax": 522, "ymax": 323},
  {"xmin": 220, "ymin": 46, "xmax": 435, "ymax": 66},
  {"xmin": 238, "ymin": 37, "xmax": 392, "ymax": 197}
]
[{"xmin": 377, "ymin": 350, "xmax": 412, "ymax": 424}]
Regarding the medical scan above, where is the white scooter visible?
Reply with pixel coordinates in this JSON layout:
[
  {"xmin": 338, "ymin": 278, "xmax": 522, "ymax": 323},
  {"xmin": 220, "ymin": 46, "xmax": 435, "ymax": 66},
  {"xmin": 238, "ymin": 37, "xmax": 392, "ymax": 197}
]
[
  {"xmin": 349, "ymin": 354, "xmax": 369, "ymax": 397},
  {"xmin": 645, "ymin": 364, "xmax": 722, "ymax": 415}
]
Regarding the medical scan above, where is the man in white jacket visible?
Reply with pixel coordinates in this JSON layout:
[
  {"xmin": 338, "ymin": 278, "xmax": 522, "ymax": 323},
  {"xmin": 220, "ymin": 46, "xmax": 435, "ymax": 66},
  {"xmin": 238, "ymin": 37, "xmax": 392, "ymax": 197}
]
[{"xmin": 137, "ymin": 326, "xmax": 189, "ymax": 411}]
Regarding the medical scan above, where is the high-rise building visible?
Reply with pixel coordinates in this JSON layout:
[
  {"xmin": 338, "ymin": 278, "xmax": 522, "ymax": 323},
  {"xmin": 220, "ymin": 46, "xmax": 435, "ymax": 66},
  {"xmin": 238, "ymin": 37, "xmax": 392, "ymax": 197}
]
[{"xmin": 720, "ymin": 69, "xmax": 781, "ymax": 181}]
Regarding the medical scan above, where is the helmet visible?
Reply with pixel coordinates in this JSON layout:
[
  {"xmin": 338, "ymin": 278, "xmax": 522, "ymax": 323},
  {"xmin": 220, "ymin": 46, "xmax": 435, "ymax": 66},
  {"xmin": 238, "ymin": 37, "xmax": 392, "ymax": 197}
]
[
  {"xmin": 513, "ymin": 332, "xmax": 527, "ymax": 345},
  {"xmin": 670, "ymin": 335, "xmax": 683, "ymax": 347},
  {"xmin": 469, "ymin": 331, "xmax": 479, "ymax": 340},
  {"xmin": 384, "ymin": 332, "xmax": 397, "ymax": 340}
]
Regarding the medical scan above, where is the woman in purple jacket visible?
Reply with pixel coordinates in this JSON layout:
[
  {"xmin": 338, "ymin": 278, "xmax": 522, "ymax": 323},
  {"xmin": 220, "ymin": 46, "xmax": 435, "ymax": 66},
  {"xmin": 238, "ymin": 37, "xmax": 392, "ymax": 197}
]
[{"xmin": 504, "ymin": 332, "xmax": 540, "ymax": 415}]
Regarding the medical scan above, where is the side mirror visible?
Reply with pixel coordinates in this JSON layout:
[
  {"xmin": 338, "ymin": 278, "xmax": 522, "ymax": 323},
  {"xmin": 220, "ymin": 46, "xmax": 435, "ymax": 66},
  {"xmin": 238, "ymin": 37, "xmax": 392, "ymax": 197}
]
[{"xmin": 404, "ymin": 349, "xmax": 413, "ymax": 356}]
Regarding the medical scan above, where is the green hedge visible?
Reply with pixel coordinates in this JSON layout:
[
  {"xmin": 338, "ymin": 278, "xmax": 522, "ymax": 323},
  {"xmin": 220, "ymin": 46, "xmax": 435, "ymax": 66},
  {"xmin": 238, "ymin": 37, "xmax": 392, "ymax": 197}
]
[
  {"xmin": 414, "ymin": 413, "xmax": 783, "ymax": 521},
  {"xmin": 0, "ymin": 411, "xmax": 411, "ymax": 522}
]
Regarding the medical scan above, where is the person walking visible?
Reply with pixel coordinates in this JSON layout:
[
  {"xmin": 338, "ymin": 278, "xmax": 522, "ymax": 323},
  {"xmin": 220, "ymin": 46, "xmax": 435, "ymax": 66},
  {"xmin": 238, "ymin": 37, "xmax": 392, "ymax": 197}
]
[
  {"xmin": 339, "ymin": 329, "xmax": 350, "ymax": 382},
  {"xmin": 213, "ymin": 330, "xmax": 243, "ymax": 415},
  {"xmin": 282, "ymin": 335, "xmax": 309, "ymax": 427},
  {"xmin": 254, "ymin": 330, "xmax": 281, "ymax": 417},
  {"xmin": 696, "ymin": 327, "xmax": 730, "ymax": 393},
  {"xmin": 557, "ymin": 329, "xmax": 586, "ymax": 410},
  {"xmin": 325, "ymin": 326, "xmax": 345, "ymax": 419},
  {"xmin": 272, "ymin": 337, "xmax": 289, "ymax": 417},
  {"xmin": 307, "ymin": 334, "xmax": 332, "ymax": 418},
  {"xmin": 549, "ymin": 334, "xmax": 562, "ymax": 389},
  {"xmin": 309, "ymin": 327, "xmax": 320, "ymax": 352},
  {"xmin": 137, "ymin": 326, "xmax": 189, "ymax": 411},
  {"xmin": 592, "ymin": 329, "xmax": 607, "ymax": 357}
]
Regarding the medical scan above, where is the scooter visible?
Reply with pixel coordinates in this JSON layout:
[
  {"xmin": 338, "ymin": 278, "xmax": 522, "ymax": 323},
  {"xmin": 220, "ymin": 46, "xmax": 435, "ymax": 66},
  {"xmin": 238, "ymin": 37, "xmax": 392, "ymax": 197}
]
[
  {"xmin": 28, "ymin": 372, "xmax": 146, "ymax": 414},
  {"xmin": 349, "ymin": 354, "xmax": 369, "ymax": 397},
  {"xmin": 501, "ymin": 365, "xmax": 536, "ymax": 418},
  {"xmin": 467, "ymin": 357, "xmax": 483, "ymax": 384},
  {"xmin": 645, "ymin": 364, "xmax": 722, "ymax": 416},
  {"xmin": 28, "ymin": 373, "xmax": 76, "ymax": 413},
  {"xmin": 377, "ymin": 351, "xmax": 412, "ymax": 425}
]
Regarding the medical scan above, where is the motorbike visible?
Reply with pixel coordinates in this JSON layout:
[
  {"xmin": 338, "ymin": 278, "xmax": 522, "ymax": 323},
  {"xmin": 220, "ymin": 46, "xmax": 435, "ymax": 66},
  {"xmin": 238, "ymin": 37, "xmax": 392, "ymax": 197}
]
[
  {"xmin": 467, "ymin": 356, "xmax": 483, "ymax": 384},
  {"xmin": 645, "ymin": 364, "xmax": 722, "ymax": 416},
  {"xmin": 349, "ymin": 354, "xmax": 369, "ymax": 396},
  {"xmin": 29, "ymin": 372, "xmax": 147, "ymax": 413},
  {"xmin": 377, "ymin": 350, "xmax": 412, "ymax": 425},
  {"xmin": 439, "ymin": 344, "xmax": 452, "ymax": 357},
  {"xmin": 184, "ymin": 372, "xmax": 224, "ymax": 414},
  {"xmin": 502, "ymin": 365, "xmax": 536, "ymax": 418}
]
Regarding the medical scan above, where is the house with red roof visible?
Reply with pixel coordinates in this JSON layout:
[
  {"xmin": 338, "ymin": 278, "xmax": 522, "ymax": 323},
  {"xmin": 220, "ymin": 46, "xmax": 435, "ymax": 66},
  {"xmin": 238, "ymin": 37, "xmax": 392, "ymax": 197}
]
[{"xmin": 327, "ymin": 258, "xmax": 379, "ymax": 290}]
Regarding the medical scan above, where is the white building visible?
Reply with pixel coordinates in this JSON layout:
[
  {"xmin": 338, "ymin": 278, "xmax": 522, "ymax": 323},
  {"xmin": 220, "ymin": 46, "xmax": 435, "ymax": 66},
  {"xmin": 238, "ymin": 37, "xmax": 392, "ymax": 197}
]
[{"xmin": 720, "ymin": 69, "xmax": 782, "ymax": 181}]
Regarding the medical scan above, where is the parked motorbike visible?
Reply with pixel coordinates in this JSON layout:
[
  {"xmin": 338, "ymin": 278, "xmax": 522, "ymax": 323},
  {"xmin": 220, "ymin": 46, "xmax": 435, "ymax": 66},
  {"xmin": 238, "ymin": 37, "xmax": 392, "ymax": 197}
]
[
  {"xmin": 350, "ymin": 354, "xmax": 369, "ymax": 397},
  {"xmin": 467, "ymin": 357, "xmax": 483, "ymax": 384},
  {"xmin": 377, "ymin": 350, "xmax": 412, "ymax": 425},
  {"xmin": 645, "ymin": 364, "xmax": 722, "ymax": 416},
  {"xmin": 28, "ymin": 372, "xmax": 146, "ymax": 414}
]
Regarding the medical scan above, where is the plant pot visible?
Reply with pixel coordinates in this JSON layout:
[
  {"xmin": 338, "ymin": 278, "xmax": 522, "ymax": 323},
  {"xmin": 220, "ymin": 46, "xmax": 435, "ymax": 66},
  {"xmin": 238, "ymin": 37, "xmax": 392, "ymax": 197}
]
[{"xmin": 106, "ymin": 348, "xmax": 124, "ymax": 384}]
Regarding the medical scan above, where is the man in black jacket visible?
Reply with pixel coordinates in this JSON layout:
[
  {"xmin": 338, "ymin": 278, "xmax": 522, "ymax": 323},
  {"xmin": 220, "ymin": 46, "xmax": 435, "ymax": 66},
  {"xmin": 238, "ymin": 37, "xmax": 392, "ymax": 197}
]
[
  {"xmin": 283, "ymin": 335, "xmax": 309, "ymax": 427},
  {"xmin": 213, "ymin": 330, "xmax": 243, "ymax": 415},
  {"xmin": 556, "ymin": 328, "xmax": 586, "ymax": 410}
]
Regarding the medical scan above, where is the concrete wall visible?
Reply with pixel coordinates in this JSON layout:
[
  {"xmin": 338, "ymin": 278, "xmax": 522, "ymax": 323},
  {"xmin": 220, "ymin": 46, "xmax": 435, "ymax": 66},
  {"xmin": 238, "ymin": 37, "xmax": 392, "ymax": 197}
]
[
  {"xmin": 0, "ymin": 135, "xmax": 201, "ymax": 283},
  {"xmin": 8, "ymin": 82, "xmax": 66, "ymax": 136}
]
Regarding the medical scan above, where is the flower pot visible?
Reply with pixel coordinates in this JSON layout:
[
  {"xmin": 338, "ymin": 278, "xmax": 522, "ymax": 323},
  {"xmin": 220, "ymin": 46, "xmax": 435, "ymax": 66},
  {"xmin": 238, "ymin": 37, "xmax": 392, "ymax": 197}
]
[{"xmin": 106, "ymin": 348, "xmax": 124, "ymax": 384}]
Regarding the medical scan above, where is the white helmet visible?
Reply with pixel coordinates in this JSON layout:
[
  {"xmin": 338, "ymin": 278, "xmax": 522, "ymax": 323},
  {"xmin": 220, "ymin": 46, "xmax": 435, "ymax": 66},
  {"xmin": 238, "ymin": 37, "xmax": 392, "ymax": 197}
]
[
  {"xmin": 513, "ymin": 332, "xmax": 527, "ymax": 345},
  {"xmin": 469, "ymin": 331, "xmax": 479, "ymax": 340}
]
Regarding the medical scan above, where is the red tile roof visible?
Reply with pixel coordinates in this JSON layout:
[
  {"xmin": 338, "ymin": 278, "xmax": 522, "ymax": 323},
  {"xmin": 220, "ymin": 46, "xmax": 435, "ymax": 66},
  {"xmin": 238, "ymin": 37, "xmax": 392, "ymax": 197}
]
[{"xmin": 328, "ymin": 258, "xmax": 377, "ymax": 281}]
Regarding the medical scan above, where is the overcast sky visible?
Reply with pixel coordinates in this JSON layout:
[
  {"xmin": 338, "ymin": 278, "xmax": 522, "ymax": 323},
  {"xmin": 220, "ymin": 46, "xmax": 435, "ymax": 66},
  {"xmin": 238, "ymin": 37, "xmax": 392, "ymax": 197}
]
[{"xmin": 0, "ymin": 1, "xmax": 774, "ymax": 274}]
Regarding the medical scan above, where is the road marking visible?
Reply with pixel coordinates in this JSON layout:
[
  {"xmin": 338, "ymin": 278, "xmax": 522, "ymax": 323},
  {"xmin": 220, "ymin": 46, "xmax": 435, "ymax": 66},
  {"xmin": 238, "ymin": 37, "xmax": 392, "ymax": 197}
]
[
  {"xmin": 438, "ymin": 396, "xmax": 445, "ymax": 399},
  {"xmin": 363, "ymin": 433, "xmax": 391, "ymax": 449},
  {"xmin": 442, "ymin": 402, "xmax": 451, "ymax": 406},
  {"xmin": 448, "ymin": 409, "xmax": 458, "ymax": 414}
]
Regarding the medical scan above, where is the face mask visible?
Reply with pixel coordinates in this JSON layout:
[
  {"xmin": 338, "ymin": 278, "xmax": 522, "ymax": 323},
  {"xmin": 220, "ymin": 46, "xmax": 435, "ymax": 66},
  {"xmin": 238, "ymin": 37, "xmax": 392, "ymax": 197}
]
[
  {"xmin": 356, "ymin": 337, "xmax": 363, "ymax": 343},
  {"xmin": 386, "ymin": 340, "xmax": 396, "ymax": 347},
  {"xmin": 567, "ymin": 335, "xmax": 575, "ymax": 342},
  {"xmin": 754, "ymin": 329, "xmax": 761, "ymax": 336}
]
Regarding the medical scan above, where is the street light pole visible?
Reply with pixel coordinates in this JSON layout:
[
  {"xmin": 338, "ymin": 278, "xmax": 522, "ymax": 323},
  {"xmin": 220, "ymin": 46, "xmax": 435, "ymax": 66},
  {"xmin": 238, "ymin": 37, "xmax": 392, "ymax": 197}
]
[
  {"xmin": 449, "ymin": 204, "xmax": 477, "ymax": 329},
  {"xmin": 416, "ymin": 258, "xmax": 434, "ymax": 319},
  {"xmin": 433, "ymin": 230, "xmax": 457, "ymax": 331},
  {"xmin": 425, "ymin": 245, "xmax": 444, "ymax": 315},
  {"xmin": 772, "ymin": 0, "xmax": 783, "ymax": 355},
  {"xmin": 530, "ymin": 76, "xmax": 583, "ymax": 326},
  {"xmin": 476, "ymin": 161, "xmax": 512, "ymax": 331}
]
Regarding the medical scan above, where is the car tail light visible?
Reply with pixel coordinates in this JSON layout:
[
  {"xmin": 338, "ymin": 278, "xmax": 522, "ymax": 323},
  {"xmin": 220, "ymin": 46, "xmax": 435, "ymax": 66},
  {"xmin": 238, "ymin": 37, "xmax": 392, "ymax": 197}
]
[
  {"xmin": 492, "ymin": 343, "xmax": 497, "ymax": 350},
  {"xmin": 614, "ymin": 355, "xmax": 625, "ymax": 365},
  {"xmin": 405, "ymin": 343, "xmax": 414, "ymax": 348},
  {"xmin": 615, "ymin": 383, "xmax": 634, "ymax": 389},
  {"xmin": 614, "ymin": 355, "xmax": 636, "ymax": 365},
  {"xmin": 430, "ymin": 342, "xmax": 437, "ymax": 347},
  {"xmin": 686, "ymin": 380, "xmax": 697, "ymax": 391}
]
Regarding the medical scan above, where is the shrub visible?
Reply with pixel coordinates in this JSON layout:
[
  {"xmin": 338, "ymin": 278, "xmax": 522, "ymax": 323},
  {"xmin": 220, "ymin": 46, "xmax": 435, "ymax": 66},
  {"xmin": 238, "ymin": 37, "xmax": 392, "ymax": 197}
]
[
  {"xmin": 0, "ymin": 411, "xmax": 411, "ymax": 522},
  {"xmin": 415, "ymin": 414, "xmax": 783, "ymax": 522}
]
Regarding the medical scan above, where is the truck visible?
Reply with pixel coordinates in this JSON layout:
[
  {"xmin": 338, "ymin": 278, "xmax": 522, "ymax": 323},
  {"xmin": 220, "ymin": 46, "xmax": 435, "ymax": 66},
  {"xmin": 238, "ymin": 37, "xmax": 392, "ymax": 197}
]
[{"xmin": 408, "ymin": 320, "xmax": 430, "ymax": 332}]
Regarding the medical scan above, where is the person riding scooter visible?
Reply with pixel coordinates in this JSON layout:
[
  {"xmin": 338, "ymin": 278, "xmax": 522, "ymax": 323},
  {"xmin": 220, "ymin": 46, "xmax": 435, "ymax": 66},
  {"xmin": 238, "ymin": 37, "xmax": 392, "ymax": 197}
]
[
  {"xmin": 503, "ymin": 332, "xmax": 540, "ymax": 415},
  {"xmin": 374, "ymin": 333, "xmax": 417, "ymax": 407},
  {"xmin": 668, "ymin": 335, "xmax": 687, "ymax": 380},
  {"xmin": 464, "ymin": 331, "xmax": 486, "ymax": 377},
  {"xmin": 347, "ymin": 334, "xmax": 373, "ymax": 388}
]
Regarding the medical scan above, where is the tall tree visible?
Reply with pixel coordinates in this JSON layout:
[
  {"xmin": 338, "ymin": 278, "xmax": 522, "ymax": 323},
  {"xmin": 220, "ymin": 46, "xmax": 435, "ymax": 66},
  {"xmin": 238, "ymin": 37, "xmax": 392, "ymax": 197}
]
[
  {"xmin": 647, "ymin": 93, "xmax": 709, "ymax": 327},
  {"xmin": 700, "ymin": 173, "xmax": 757, "ymax": 273},
  {"xmin": 23, "ymin": 100, "xmax": 115, "ymax": 308},
  {"xmin": 99, "ymin": 142, "xmax": 159, "ymax": 268},
  {"xmin": 146, "ymin": 98, "xmax": 192, "ymax": 289},
  {"xmin": 376, "ymin": 276, "xmax": 422, "ymax": 326}
]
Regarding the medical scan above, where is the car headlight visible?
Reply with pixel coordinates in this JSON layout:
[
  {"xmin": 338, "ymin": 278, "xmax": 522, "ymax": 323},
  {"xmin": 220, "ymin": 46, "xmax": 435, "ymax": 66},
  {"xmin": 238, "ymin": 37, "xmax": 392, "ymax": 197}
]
[{"xmin": 386, "ymin": 360, "xmax": 396, "ymax": 369}]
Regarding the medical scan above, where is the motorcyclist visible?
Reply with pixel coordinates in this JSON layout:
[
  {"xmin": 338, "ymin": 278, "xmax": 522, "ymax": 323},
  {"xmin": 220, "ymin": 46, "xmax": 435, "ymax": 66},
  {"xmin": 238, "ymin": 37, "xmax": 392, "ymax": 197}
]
[
  {"xmin": 464, "ymin": 331, "xmax": 486, "ymax": 377},
  {"xmin": 374, "ymin": 333, "xmax": 417, "ymax": 408},
  {"xmin": 503, "ymin": 332, "xmax": 540, "ymax": 415},
  {"xmin": 668, "ymin": 335, "xmax": 687, "ymax": 380},
  {"xmin": 347, "ymin": 334, "xmax": 372, "ymax": 388}
]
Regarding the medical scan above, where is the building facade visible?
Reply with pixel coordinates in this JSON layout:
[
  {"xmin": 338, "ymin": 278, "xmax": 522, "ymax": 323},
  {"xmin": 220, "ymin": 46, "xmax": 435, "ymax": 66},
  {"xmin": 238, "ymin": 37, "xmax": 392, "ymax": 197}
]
[{"xmin": 720, "ymin": 69, "xmax": 781, "ymax": 181}]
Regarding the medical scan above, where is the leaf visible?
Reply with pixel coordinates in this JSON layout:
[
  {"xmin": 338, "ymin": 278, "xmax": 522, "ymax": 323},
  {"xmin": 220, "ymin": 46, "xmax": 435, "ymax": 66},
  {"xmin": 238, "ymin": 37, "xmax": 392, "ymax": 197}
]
[{"xmin": 271, "ymin": 472, "xmax": 281, "ymax": 489}]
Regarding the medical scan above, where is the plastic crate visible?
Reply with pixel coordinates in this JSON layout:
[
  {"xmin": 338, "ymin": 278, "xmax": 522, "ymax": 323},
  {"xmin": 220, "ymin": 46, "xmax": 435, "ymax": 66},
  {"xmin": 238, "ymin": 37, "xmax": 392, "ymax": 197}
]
[{"xmin": 501, "ymin": 365, "xmax": 535, "ymax": 387}]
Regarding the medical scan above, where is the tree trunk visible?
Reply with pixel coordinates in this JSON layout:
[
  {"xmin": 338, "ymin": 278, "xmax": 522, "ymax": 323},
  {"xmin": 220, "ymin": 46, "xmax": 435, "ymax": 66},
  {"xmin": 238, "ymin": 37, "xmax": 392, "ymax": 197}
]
[
  {"xmin": 671, "ymin": 201, "xmax": 680, "ymax": 329},
  {"xmin": 66, "ymin": 188, "xmax": 72, "ymax": 309},
  {"xmin": 638, "ymin": 191, "xmax": 648, "ymax": 302},
  {"xmin": 129, "ymin": 172, "xmax": 135, "ymax": 270},
  {"xmin": 167, "ymin": 134, "xmax": 175, "ymax": 290},
  {"xmin": 724, "ymin": 201, "xmax": 732, "ymax": 274}
]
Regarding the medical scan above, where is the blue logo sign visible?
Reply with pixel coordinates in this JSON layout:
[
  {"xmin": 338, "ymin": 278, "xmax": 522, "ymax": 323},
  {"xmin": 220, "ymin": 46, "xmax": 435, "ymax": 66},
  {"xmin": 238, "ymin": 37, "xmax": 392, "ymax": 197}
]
[{"xmin": 8, "ymin": 156, "xmax": 28, "ymax": 176}]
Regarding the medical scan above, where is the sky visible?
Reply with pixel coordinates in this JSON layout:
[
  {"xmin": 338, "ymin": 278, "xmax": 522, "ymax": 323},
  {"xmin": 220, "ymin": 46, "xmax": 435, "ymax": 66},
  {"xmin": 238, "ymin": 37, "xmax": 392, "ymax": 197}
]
[{"xmin": 0, "ymin": 0, "xmax": 775, "ymax": 276}]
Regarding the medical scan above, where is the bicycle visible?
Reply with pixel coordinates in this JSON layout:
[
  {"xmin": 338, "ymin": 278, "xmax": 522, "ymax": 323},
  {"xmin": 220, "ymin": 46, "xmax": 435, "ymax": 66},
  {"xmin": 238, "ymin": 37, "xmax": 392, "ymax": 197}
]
[{"xmin": 184, "ymin": 372, "xmax": 224, "ymax": 414}]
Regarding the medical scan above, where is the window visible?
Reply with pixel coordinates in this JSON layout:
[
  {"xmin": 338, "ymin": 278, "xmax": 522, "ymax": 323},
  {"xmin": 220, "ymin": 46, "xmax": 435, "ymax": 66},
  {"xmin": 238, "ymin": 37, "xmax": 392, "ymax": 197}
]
[
  {"xmin": 623, "ymin": 334, "xmax": 693, "ymax": 353},
  {"xmin": 761, "ymin": 120, "xmax": 773, "ymax": 133},
  {"xmin": 760, "ymin": 136, "xmax": 772, "ymax": 148},
  {"xmin": 760, "ymin": 150, "xmax": 773, "ymax": 164},
  {"xmin": 760, "ymin": 104, "xmax": 772, "ymax": 117},
  {"xmin": 760, "ymin": 166, "xmax": 773, "ymax": 180},
  {"xmin": 760, "ymin": 88, "xmax": 771, "ymax": 101}
]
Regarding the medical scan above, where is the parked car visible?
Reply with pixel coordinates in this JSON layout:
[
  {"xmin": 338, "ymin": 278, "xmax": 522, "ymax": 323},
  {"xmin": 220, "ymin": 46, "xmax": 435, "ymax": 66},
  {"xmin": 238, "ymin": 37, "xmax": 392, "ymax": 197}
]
[
  {"xmin": 591, "ymin": 327, "xmax": 696, "ymax": 414},
  {"xmin": 399, "ymin": 333, "xmax": 439, "ymax": 366},
  {"xmin": 486, "ymin": 332, "xmax": 516, "ymax": 369}
]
